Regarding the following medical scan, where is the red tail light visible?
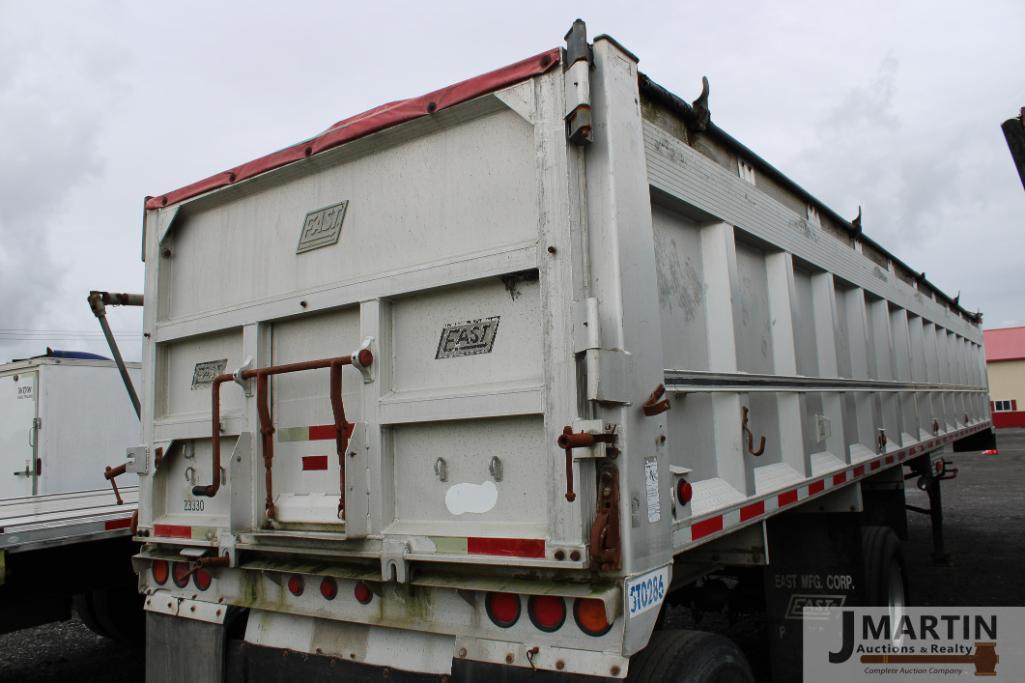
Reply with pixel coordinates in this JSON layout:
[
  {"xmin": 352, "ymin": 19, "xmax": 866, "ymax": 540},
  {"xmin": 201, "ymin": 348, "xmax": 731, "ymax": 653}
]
[
  {"xmin": 574, "ymin": 598, "xmax": 612, "ymax": 636},
  {"xmin": 528, "ymin": 595, "xmax": 566, "ymax": 632},
  {"xmin": 354, "ymin": 581, "xmax": 373, "ymax": 605},
  {"xmin": 320, "ymin": 577, "xmax": 338, "ymax": 600},
  {"xmin": 677, "ymin": 479, "xmax": 693, "ymax": 506},
  {"xmin": 172, "ymin": 562, "xmax": 191, "ymax": 588},
  {"xmin": 151, "ymin": 560, "xmax": 169, "ymax": 585},
  {"xmin": 193, "ymin": 568, "xmax": 212, "ymax": 591},
  {"xmin": 485, "ymin": 592, "xmax": 521, "ymax": 628},
  {"xmin": 287, "ymin": 575, "xmax": 304, "ymax": 596}
]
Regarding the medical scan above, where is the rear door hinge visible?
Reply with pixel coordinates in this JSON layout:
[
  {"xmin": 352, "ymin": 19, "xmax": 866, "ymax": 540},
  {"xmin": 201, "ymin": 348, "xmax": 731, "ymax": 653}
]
[{"xmin": 563, "ymin": 19, "xmax": 593, "ymax": 145}]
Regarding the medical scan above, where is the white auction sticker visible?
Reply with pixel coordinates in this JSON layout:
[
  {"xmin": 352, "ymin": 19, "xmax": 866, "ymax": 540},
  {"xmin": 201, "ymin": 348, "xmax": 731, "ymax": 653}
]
[{"xmin": 644, "ymin": 457, "xmax": 661, "ymax": 523}]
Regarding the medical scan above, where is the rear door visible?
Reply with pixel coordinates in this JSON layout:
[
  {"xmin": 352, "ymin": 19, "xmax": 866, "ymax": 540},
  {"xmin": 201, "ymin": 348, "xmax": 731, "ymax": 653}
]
[{"xmin": 0, "ymin": 371, "xmax": 38, "ymax": 497}]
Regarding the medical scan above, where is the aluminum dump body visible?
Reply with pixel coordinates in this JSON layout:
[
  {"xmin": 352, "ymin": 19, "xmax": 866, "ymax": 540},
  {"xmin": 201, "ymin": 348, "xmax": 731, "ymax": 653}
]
[{"xmin": 134, "ymin": 33, "xmax": 990, "ymax": 679}]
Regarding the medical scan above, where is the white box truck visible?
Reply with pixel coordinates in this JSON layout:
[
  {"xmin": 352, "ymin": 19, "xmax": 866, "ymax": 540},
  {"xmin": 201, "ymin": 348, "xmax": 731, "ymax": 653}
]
[
  {"xmin": 0, "ymin": 350, "xmax": 141, "ymax": 637},
  {"xmin": 131, "ymin": 21, "xmax": 994, "ymax": 682}
]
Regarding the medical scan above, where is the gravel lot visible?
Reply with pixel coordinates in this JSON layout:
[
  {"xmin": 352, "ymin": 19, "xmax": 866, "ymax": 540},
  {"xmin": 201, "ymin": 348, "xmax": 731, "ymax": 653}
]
[{"xmin": 2, "ymin": 429, "xmax": 1022, "ymax": 681}]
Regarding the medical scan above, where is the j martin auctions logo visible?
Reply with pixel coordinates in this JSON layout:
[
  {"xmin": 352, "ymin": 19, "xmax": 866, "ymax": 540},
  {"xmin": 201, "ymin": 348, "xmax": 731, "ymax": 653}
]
[
  {"xmin": 804, "ymin": 607, "xmax": 1022, "ymax": 682},
  {"xmin": 829, "ymin": 610, "xmax": 998, "ymax": 675}
]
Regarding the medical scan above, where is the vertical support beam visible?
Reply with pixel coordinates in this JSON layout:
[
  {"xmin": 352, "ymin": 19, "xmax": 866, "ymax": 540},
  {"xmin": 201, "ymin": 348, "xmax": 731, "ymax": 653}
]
[
  {"xmin": 359, "ymin": 300, "xmax": 388, "ymax": 536},
  {"xmin": 586, "ymin": 37, "xmax": 671, "ymax": 580},
  {"xmin": 936, "ymin": 327, "xmax": 954, "ymax": 430},
  {"xmin": 889, "ymin": 308, "xmax": 918, "ymax": 443},
  {"xmin": 843, "ymin": 288, "xmax": 876, "ymax": 460},
  {"xmin": 699, "ymin": 222, "xmax": 751, "ymax": 496},
  {"xmin": 869, "ymin": 299, "xmax": 899, "ymax": 450},
  {"xmin": 908, "ymin": 316, "xmax": 932, "ymax": 439},
  {"xmin": 810, "ymin": 273, "xmax": 848, "ymax": 464},
  {"xmin": 922, "ymin": 321, "xmax": 941, "ymax": 435},
  {"xmin": 765, "ymin": 252, "xmax": 810, "ymax": 477},
  {"xmin": 231, "ymin": 322, "xmax": 271, "ymax": 533},
  {"xmin": 138, "ymin": 209, "xmax": 163, "ymax": 530},
  {"xmin": 533, "ymin": 66, "xmax": 589, "ymax": 547}
]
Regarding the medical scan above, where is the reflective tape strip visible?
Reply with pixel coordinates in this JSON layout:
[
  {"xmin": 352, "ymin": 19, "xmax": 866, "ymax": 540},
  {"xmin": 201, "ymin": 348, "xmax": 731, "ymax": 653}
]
[
  {"xmin": 675, "ymin": 420, "xmax": 991, "ymax": 551},
  {"xmin": 429, "ymin": 536, "xmax": 546, "ymax": 559},
  {"xmin": 153, "ymin": 524, "xmax": 191, "ymax": 539},
  {"xmin": 278, "ymin": 423, "xmax": 355, "ymax": 442}
]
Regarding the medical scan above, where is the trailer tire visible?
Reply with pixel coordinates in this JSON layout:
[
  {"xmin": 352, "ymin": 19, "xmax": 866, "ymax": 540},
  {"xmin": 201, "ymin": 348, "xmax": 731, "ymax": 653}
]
[
  {"xmin": 73, "ymin": 591, "xmax": 111, "ymax": 639},
  {"xmin": 627, "ymin": 629, "xmax": 754, "ymax": 683},
  {"xmin": 861, "ymin": 525, "xmax": 909, "ymax": 608},
  {"xmin": 83, "ymin": 584, "xmax": 144, "ymax": 644}
]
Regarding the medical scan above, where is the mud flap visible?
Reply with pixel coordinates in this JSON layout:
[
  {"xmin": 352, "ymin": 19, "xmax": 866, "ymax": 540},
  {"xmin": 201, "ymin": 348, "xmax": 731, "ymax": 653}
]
[
  {"xmin": 762, "ymin": 512, "xmax": 866, "ymax": 683},
  {"xmin": 147, "ymin": 612, "xmax": 229, "ymax": 683}
]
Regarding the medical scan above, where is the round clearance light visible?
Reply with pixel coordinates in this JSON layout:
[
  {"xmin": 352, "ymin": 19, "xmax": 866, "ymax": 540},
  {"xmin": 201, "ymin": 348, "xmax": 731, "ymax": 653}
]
[
  {"xmin": 172, "ymin": 562, "xmax": 191, "ymax": 588},
  {"xmin": 287, "ymin": 574, "xmax": 305, "ymax": 597},
  {"xmin": 574, "ymin": 598, "xmax": 613, "ymax": 637},
  {"xmin": 528, "ymin": 595, "xmax": 566, "ymax": 632},
  {"xmin": 152, "ymin": 560, "xmax": 169, "ymax": 586},
  {"xmin": 320, "ymin": 577, "xmax": 338, "ymax": 601},
  {"xmin": 677, "ymin": 479, "xmax": 693, "ymax": 506},
  {"xmin": 354, "ymin": 581, "xmax": 373, "ymax": 605},
  {"xmin": 193, "ymin": 568, "xmax": 212, "ymax": 591},
  {"xmin": 357, "ymin": 349, "xmax": 374, "ymax": 367},
  {"xmin": 485, "ymin": 592, "xmax": 521, "ymax": 629}
]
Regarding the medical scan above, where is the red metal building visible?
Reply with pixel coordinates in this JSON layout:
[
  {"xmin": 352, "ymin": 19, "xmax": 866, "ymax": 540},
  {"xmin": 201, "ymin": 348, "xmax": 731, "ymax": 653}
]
[{"xmin": 985, "ymin": 325, "xmax": 1025, "ymax": 428}]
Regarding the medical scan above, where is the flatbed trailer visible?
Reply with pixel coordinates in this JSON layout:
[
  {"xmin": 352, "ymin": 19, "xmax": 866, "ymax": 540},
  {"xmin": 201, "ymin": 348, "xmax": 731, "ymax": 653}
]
[
  {"xmin": 131, "ymin": 21, "xmax": 994, "ymax": 682},
  {"xmin": 0, "ymin": 354, "xmax": 142, "ymax": 636}
]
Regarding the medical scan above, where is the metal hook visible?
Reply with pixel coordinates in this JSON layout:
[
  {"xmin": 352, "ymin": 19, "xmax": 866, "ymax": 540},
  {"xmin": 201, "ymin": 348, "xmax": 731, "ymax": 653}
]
[
  {"xmin": 642, "ymin": 383, "xmax": 671, "ymax": 417},
  {"xmin": 741, "ymin": 406, "xmax": 766, "ymax": 456}
]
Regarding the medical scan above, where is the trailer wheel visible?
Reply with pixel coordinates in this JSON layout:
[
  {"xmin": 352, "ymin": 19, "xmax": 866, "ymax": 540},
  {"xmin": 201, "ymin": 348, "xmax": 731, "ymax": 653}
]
[
  {"xmin": 73, "ymin": 591, "xmax": 111, "ymax": 639},
  {"xmin": 627, "ymin": 629, "xmax": 754, "ymax": 683},
  {"xmin": 861, "ymin": 526, "xmax": 909, "ymax": 608},
  {"xmin": 74, "ymin": 584, "xmax": 144, "ymax": 644},
  {"xmin": 93, "ymin": 583, "xmax": 145, "ymax": 644}
]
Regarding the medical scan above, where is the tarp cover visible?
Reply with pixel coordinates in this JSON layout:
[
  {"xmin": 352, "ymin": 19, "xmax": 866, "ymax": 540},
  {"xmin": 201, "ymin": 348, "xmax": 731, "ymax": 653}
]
[{"xmin": 146, "ymin": 48, "xmax": 561, "ymax": 211}]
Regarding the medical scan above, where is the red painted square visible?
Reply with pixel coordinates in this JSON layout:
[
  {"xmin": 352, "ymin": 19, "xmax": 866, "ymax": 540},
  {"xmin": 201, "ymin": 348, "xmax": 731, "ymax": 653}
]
[
  {"xmin": 740, "ymin": 501, "xmax": 764, "ymax": 522},
  {"xmin": 302, "ymin": 455, "xmax": 329, "ymax": 471},
  {"xmin": 833, "ymin": 472, "xmax": 847, "ymax": 486},
  {"xmin": 778, "ymin": 490, "xmax": 799, "ymax": 507},
  {"xmin": 808, "ymin": 480, "xmax": 825, "ymax": 496},
  {"xmin": 691, "ymin": 516, "xmax": 724, "ymax": 540}
]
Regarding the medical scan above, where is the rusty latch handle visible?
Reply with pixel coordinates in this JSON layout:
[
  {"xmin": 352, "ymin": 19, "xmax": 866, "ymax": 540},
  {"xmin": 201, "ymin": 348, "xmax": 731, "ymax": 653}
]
[
  {"xmin": 741, "ymin": 406, "xmax": 766, "ymax": 457},
  {"xmin": 183, "ymin": 554, "xmax": 231, "ymax": 580},
  {"xmin": 557, "ymin": 427, "xmax": 616, "ymax": 502},
  {"xmin": 104, "ymin": 463, "xmax": 128, "ymax": 505},
  {"xmin": 877, "ymin": 429, "xmax": 888, "ymax": 454},
  {"xmin": 642, "ymin": 383, "xmax": 671, "ymax": 417}
]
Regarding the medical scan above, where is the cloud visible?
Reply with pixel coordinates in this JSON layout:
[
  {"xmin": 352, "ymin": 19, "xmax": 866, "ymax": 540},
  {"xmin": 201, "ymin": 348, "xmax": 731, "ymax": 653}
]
[
  {"xmin": 786, "ymin": 51, "xmax": 1024, "ymax": 324},
  {"xmin": 0, "ymin": 4, "xmax": 128, "ymax": 360}
]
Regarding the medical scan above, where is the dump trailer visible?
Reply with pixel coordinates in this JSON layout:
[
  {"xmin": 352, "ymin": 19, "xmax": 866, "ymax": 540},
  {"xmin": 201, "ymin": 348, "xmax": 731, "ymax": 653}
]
[
  {"xmin": 0, "ymin": 351, "xmax": 141, "ymax": 636},
  {"xmin": 131, "ymin": 22, "xmax": 993, "ymax": 682}
]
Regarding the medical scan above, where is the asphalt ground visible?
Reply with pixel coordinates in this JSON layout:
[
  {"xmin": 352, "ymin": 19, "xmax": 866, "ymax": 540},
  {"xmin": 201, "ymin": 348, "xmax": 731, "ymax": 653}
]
[{"xmin": 1, "ymin": 429, "xmax": 1022, "ymax": 682}]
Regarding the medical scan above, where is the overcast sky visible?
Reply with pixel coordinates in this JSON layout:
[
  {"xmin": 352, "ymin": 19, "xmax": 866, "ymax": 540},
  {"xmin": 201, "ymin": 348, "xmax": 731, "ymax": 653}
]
[{"xmin": 1, "ymin": 1, "xmax": 1022, "ymax": 363}]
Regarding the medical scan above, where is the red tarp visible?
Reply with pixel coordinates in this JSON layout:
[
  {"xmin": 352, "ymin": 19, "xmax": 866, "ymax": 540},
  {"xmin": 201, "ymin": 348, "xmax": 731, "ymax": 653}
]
[{"xmin": 146, "ymin": 48, "xmax": 561, "ymax": 211}]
